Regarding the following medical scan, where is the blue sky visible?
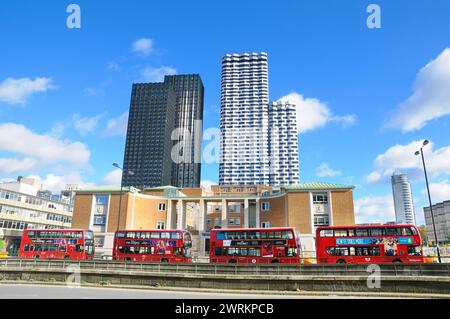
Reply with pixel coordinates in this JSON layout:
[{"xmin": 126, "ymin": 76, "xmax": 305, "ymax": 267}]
[{"xmin": 1, "ymin": 0, "xmax": 450, "ymax": 225}]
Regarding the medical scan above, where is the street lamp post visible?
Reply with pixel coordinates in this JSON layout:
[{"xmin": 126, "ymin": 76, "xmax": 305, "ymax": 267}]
[{"xmin": 415, "ymin": 140, "xmax": 441, "ymax": 263}]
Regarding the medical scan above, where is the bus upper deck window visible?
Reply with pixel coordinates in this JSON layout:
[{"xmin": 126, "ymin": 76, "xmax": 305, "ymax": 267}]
[{"xmin": 319, "ymin": 229, "xmax": 333, "ymax": 237}]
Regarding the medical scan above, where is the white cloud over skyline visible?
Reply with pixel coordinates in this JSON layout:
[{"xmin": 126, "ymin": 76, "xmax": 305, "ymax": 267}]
[
  {"xmin": 132, "ymin": 38, "xmax": 154, "ymax": 56},
  {"xmin": 355, "ymin": 194, "xmax": 396, "ymax": 224},
  {"xmin": 0, "ymin": 77, "xmax": 56, "ymax": 105},
  {"xmin": 141, "ymin": 66, "xmax": 177, "ymax": 82},
  {"xmin": 365, "ymin": 140, "xmax": 450, "ymax": 184},
  {"xmin": 316, "ymin": 163, "xmax": 341, "ymax": 178},
  {"xmin": 0, "ymin": 123, "xmax": 90, "ymax": 175},
  {"xmin": 277, "ymin": 92, "xmax": 356, "ymax": 133},
  {"xmin": 385, "ymin": 48, "xmax": 450, "ymax": 132}
]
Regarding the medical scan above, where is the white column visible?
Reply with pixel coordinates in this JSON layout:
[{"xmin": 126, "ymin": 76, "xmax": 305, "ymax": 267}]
[
  {"xmin": 167, "ymin": 200, "xmax": 173, "ymax": 229},
  {"xmin": 177, "ymin": 200, "xmax": 187, "ymax": 230},
  {"xmin": 198, "ymin": 200, "xmax": 206, "ymax": 232},
  {"xmin": 244, "ymin": 199, "xmax": 249, "ymax": 228},
  {"xmin": 221, "ymin": 199, "xmax": 228, "ymax": 228},
  {"xmin": 199, "ymin": 200, "xmax": 207, "ymax": 256},
  {"xmin": 255, "ymin": 199, "xmax": 260, "ymax": 228}
]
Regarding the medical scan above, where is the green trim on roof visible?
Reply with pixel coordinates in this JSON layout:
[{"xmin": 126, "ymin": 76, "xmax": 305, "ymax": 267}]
[{"xmin": 284, "ymin": 182, "xmax": 355, "ymax": 190}]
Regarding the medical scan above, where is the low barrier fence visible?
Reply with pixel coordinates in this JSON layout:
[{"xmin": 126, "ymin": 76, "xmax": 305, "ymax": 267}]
[{"xmin": 1, "ymin": 259, "xmax": 450, "ymax": 277}]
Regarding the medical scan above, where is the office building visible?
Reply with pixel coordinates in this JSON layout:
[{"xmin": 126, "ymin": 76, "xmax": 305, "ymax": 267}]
[
  {"xmin": 122, "ymin": 82, "xmax": 177, "ymax": 188},
  {"xmin": 0, "ymin": 187, "xmax": 73, "ymax": 257},
  {"xmin": 391, "ymin": 171, "xmax": 416, "ymax": 224},
  {"xmin": 165, "ymin": 75, "xmax": 204, "ymax": 188},
  {"xmin": 122, "ymin": 75, "xmax": 204, "ymax": 189},
  {"xmin": 72, "ymin": 182, "xmax": 355, "ymax": 258},
  {"xmin": 424, "ymin": 200, "xmax": 450, "ymax": 244}
]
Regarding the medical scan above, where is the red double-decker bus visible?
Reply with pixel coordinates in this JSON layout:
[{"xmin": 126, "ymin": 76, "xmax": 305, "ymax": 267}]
[
  {"xmin": 209, "ymin": 227, "xmax": 301, "ymax": 264},
  {"xmin": 113, "ymin": 230, "xmax": 193, "ymax": 262},
  {"xmin": 316, "ymin": 224, "xmax": 424, "ymax": 264},
  {"xmin": 18, "ymin": 229, "xmax": 95, "ymax": 260}
]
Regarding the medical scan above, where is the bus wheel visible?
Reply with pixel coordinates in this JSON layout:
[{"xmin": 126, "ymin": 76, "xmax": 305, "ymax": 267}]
[
  {"xmin": 228, "ymin": 259, "xmax": 237, "ymax": 264},
  {"xmin": 161, "ymin": 258, "xmax": 169, "ymax": 263},
  {"xmin": 125, "ymin": 257, "xmax": 131, "ymax": 261},
  {"xmin": 64, "ymin": 255, "xmax": 70, "ymax": 260},
  {"xmin": 393, "ymin": 259, "xmax": 402, "ymax": 264},
  {"xmin": 336, "ymin": 259, "xmax": 346, "ymax": 264},
  {"xmin": 33, "ymin": 255, "xmax": 40, "ymax": 259},
  {"xmin": 271, "ymin": 259, "xmax": 279, "ymax": 264}
]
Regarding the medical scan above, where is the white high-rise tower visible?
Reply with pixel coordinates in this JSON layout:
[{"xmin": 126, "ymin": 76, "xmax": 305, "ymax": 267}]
[
  {"xmin": 219, "ymin": 52, "xmax": 270, "ymax": 185},
  {"xmin": 219, "ymin": 52, "xmax": 299, "ymax": 186},
  {"xmin": 391, "ymin": 171, "xmax": 416, "ymax": 224}
]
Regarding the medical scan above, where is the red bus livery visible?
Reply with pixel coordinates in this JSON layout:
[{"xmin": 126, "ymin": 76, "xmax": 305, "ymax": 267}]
[
  {"xmin": 18, "ymin": 229, "xmax": 95, "ymax": 260},
  {"xmin": 316, "ymin": 224, "xmax": 424, "ymax": 264},
  {"xmin": 113, "ymin": 230, "xmax": 193, "ymax": 262},
  {"xmin": 209, "ymin": 227, "xmax": 301, "ymax": 264}
]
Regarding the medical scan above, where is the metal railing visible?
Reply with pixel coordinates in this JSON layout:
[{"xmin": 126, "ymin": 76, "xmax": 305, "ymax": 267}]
[{"xmin": 1, "ymin": 259, "xmax": 449, "ymax": 277}]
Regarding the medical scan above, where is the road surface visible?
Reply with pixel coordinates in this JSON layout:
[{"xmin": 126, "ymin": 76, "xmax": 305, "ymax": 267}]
[{"xmin": 0, "ymin": 284, "xmax": 388, "ymax": 299}]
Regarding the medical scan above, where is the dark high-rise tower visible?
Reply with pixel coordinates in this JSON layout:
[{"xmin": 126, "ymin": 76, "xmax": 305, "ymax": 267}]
[
  {"xmin": 165, "ymin": 75, "xmax": 204, "ymax": 188},
  {"xmin": 122, "ymin": 82, "xmax": 176, "ymax": 188},
  {"xmin": 122, "ymin": 75, "xmax": 204, "ymax": 189}
]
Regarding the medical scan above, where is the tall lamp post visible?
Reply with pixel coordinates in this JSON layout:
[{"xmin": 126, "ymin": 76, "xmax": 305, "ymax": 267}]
[
  {"xmin": 415, "ymin": 140, "xmax": 441, "ymax": 263},
  {"xmin": 112, "ymin": 163, "xmax": 134, "ymax": 232}
]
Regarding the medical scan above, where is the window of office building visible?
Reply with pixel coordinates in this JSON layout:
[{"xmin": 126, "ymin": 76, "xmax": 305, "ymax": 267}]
[
  {"xmin": 313, "ymin": 193, "xmax": 330, "ymax": 227},
  {"xmin": 261, "ymin": 221, "xmax": 270, "ymax": 228},
  {"xmin": 156, "ymin": 221, "xmax": 165, "ymax": 230},
  {"xmin": 158, "ymin": 203, "xmax": 166, "ymax": 211},
  {"xmin": 261, "ymin": 202, "xmax": 270, "ymax": 211}
]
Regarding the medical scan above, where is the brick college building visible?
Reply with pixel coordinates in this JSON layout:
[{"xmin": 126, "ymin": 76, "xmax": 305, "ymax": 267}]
[{"xmin": 72, "ymin": 183, "xmax": 355, "ymax": 258}]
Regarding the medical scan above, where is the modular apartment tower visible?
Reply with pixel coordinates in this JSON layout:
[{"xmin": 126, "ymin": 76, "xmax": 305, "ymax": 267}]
[
  {"xmin": 122, "ymin": 75, "xmax": 204, "ymax": 189},
  {"xmin": 219, "ymin": 52, "xmax": 270, "ymax": 185},
  {"xmin": 219, "ymin": 52, "xmax": 299, "ymax": 186}
]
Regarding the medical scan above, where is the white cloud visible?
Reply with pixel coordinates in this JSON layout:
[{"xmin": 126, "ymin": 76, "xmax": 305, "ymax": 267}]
[
  {"xmin": 422, "ymin": 180, "xmax": 450, "ymax": 204},
  {"xmin": 0, "ymin": 158, "xmax": 37, "ymax": 175},
  {"xmin": 101, "ymin": 112, "xmax": 129, "ymax": 137},
  {"xmin": 132, "ymin": 38, "xmax": 154, "ymax": 56},
  {"xmin": 102, "ymin": 169, "xmax": 122, "ymax": 186},
  {"xmin": 365, "ymin": 140, "xmax": 450, "ymax": 184},
  {"xmin": 73, "ymin": 114, "xmax": 103, "ymax": 136},
  {"xmin": 277, "ymin": 92, "xmax": 356, "ymax": 133},
  {"xmin": 355, "ymin": 195, "xmax": 396, "ymax": 224},
  {"xmin": 316, "ymin": 163, "xmax": 341, "ymax": 178},
  {"xmin": 385, "ymin": 48, "xmax": 450, "ymax": 132},
  {"xmin": 141, "ymin": 66, "xmax": 177, "ymax": 82},
  {"xmin": 0, "ymin": 77, "xmax": 56, "ymax": 105},
  {"xmin": 29, "ymin": 173, "xmax": 95, "ymax": 193},
  {"xmin": 0, "ymin": 123, "xmax": 90, "ymax": 175},
  {"xmin": 201, "ymin": 180, "xmax": 216, "ymax": 192}
]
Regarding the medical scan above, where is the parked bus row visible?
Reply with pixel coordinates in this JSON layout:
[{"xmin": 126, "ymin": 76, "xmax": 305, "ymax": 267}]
[{"xmin": 17, "ymin": 224, "xmax": 425, "ymax": 264}]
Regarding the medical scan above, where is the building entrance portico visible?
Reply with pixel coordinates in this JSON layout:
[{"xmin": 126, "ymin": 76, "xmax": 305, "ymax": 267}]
[{"xmin": 166, "ymin": 197, "xmax": 260, "ymax": 257}]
